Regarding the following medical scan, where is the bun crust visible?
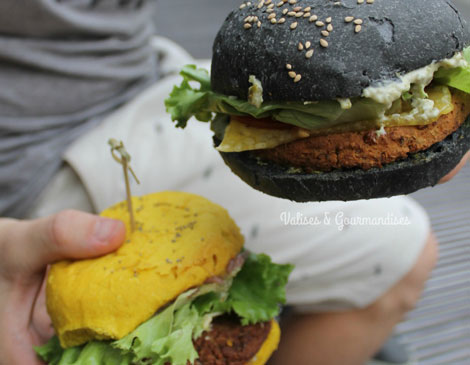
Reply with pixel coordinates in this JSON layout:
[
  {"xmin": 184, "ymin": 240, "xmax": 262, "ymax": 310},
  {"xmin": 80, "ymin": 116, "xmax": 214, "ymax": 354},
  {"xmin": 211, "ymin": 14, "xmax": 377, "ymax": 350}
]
[
  {"xmin": 211, "ymin": 0, "xmax": 470, "ymax": 102},
  {"xmin": 47, "ymin": 192, "xmax": 244, "ymax": 348},
  {"xmin": 216, "ymin": 116, "xmax": 470, "ymax": 202}
]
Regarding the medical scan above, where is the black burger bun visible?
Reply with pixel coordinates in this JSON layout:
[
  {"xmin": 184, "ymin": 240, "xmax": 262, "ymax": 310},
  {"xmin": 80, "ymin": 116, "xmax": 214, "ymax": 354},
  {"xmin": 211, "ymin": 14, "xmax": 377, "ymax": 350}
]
[
  {"xmin": 211, "ymin": 0, "xmax": 470, "ymax": 102},
  {"xmin": 215, "ymin": 116, "xmax": 470, "ymax": 202},
  {"xmin": 209, "ymin": 0, "xmax": 470, "ymax": 202}
]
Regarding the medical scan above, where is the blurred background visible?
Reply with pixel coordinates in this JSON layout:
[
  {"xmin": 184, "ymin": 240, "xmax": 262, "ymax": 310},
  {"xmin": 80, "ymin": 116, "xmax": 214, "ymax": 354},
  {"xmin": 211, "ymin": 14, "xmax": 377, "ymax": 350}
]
[
  {"xmin": 155, "ymin": 0, "xmax": 470, "ymax": 58},
  {"xmin": 155, "ymin": 2, "xmax": 470, "ymax": 364}
]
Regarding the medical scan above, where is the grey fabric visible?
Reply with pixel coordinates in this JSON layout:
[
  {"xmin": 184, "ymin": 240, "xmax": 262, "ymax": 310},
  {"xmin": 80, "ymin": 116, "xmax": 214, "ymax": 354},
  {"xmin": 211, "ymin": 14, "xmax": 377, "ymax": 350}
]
[{"xmin": 0, "ymin": 0, "xmax": 158, "ymax": 218}]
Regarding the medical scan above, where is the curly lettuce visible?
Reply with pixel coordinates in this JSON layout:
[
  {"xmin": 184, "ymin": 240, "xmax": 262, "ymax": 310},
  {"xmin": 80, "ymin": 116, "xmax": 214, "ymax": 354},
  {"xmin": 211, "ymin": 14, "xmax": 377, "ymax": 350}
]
[{"xmin": 165, "ymin": 48, "xmax": 470, "ymax": 131}]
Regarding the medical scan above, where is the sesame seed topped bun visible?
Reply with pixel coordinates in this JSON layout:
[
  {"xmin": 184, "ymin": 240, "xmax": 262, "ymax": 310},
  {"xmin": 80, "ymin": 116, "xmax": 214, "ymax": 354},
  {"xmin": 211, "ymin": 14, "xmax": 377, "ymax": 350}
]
[
  {"xmin": 212, "ymin": 0, "xmax": 470, "ymax": 102},
  {"xmin": 165, "ymin": 0, "xmax": 470, "ymax": 202}
]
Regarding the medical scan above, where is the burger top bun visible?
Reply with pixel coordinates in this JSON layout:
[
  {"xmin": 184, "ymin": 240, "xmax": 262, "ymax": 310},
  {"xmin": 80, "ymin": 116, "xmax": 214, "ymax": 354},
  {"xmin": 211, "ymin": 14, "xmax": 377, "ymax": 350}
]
[
  {"xmin": 211, "ymin": 0, "xmax": 470, "ymax": 102},
  {"xmin": 46, "ymin": 192, "xmax": 244, "ymax": 348}
]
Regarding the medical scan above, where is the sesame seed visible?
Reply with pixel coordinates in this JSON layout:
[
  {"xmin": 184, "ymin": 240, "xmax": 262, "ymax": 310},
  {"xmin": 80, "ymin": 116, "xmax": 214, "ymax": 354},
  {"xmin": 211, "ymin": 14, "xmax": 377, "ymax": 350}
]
[
  {"xmin": 244, "ymin": 23, "xmax": 252, "ymax": 29},
  {"xmin": 277, "ymin": 1, "xmax": 284, "ymax": 6},
  {"xmin": 305, "ymin": 49, "xmax": 314, "ymax": 58},
  {"xmin": 295, "ymin": 12, "xmax": 304, "ymax": 18},
  {"xmin": 244, "ymin": 16, "xmax": 251, "ymax": 22},
  {"xmin": 345, "ymin": 16, "xmax": 354, "ymax": 22},
  {"xmin": 282, "ymin": 8, "xmax": 288, "ymax": 14},
  {"xmin": 354, "ymin": 19, "xmax": 363, "ymax": 25},
  {"xmin": 240, "ymin": 3, "xmax": 247, "ymax": 9},
  {"xmin": 355, "ymin": 24, "xmax": 362, "ymax": 32},
  {"xmin": 266, "ymin": 8, "xmax": 274, "ymax": 12},
  {"xmin": 271, "ymin": 18, "xmax": 277, "ymax": 23},
  {"xmin": 304, "ymin": 6, "xmax": 312, "ymax": 12},
  {"xmin": 303, "ymin": 12, "xmax": 311, "ymax": 18},
  {"xmin": 247, "ymin": 1, "xmax": 252, "ymax": 4},
  {"xmin": 320, "ymin": 39, "xmax": 329, "ymax": 47},
  {"xmin": 298, "ymin": 42, "xmax": 304, "ymax": 50},
  {"xmin": 357, "ymin": 0, "xmax": 364, "ymax": 3},
  {"xmin": 316, "ymin": 21, "xmax": 325, "ymax": 27},
  {"xmin": 268, "ymin": 12, "xmax": 276, "ymax": 19},
  {"xmin": 254, "ymin": 16, "xmax": 259, "ymax": 21},
  {"xmin": 321, "ymin": 30, "xmax": 330, "ymax": 36},
  {"xmin": 327, "ymin": 24, "xmax": 333, "ymax": 31},
  {"xmin": 367, "ymin": 0, "xmax": 374, "ymax": 3},
  {"xmin": 288, "ymin": 11, "xmax": 296, "ymax": 16},
  {"xmin": 286, "ymin": 63, "xmax": 292, "ymax": 70},
  {"xmin": 294, "ymin": 74, "xmax": 302, "ymax": 83},
  {"xmin": 293, "ymin": 6, "xmax": 301, "ymax": 11},
  {"xmin": 288, "ymin": 71, "xmax": 296, "ymax": 78},
  {"xmin": 290, "ymin": 22, "xmax": 298, "ymax": 29},
  {"xmin": 265, "ymin": 0, "xmax": 272, "ymax": 4},
  {"xmin": 326, "ymin": 17, "xmax": 332, "ymax": 23},
  {"xmin": 305, "ymin": 41, "xmax": 311, "ymax": 48},
  {"xmin": 289, "ymin": 0, "xmax": 296, "ymax": 4},
  {"xmin": 267, "ymin": 3, "xmax": 274, "ymax": 9},
  {"xmin": 278, "ymin": 17, "xmax": 286, "ymax": 23},
  {"xmin": 258, "ymin": 0, "xmax": 265, "ymax": 8},
  {"xmin": 258, "ymin": 20, "xmax": 262, "ymax": 27},
  {"xmin": 309, "ymin": 15, "xmax": 318, "ymax": 22}
]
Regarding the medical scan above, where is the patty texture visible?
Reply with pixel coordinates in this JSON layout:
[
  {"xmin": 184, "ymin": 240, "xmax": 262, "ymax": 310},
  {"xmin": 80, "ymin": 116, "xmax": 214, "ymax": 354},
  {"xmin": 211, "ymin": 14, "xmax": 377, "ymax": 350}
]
[
  {"xmin": 192, "ymin": 316, "xmax": 271, "ymax": 365},
  {"xmin": 212, "ymin": 0, "xmax": 469, "ymax": 102},
  {"xmin": 255, "ymin": 93, "xmax": 470, "ymax": 171}
]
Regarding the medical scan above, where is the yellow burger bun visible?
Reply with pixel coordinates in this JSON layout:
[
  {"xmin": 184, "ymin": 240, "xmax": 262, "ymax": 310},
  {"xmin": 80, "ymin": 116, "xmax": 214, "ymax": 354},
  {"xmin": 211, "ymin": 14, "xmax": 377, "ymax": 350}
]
[
  {"xmin": 46, "ymin": 191, "xmax": 244, "ymax": 348},
  {"xmin": 247, "ymin": 320, "xmax": 281, "ymax": 365}
]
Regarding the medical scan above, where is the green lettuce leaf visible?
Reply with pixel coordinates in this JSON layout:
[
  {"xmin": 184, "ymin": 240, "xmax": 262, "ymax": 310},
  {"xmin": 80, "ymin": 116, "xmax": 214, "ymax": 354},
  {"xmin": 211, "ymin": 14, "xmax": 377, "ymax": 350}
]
[
  {"xmin": 226, "ymin": 253, "xmax": 294, "ymax": 325},
  {"xmin": 434, "ymin": 46, "xmax": 470, "ymax": 93},
  {"xmin": 193, "ymin": 253, "xmax": 294, "ymax": 325},
  {"xmin": 164, "ymin": 65, "xmax": 388, "ymax": 130},
  {"xmin": 34, "ymin": 337, "xmax": 132, "ymax": 365},
  {"xmin": 36, "ymin": 253, "xmax": 293, "ymax": 365},
  {"xmin": 166, "ymin": 48, "xmax": 470, "ymax": 131}
]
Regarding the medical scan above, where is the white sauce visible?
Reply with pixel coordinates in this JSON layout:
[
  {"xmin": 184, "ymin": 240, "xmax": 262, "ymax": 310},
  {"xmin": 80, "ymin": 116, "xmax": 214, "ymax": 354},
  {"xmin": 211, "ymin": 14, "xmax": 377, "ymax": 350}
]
[
  {"xmin": 248, "ymin": 75, "xmax": 264, "ymax": 108},
  {"xmin": 337, "ymin": 98, "xmax": 352, "ymax": 110},
  {"xmin": 362, "ymin": 52, "xmax": 468, "ymax": 108},
  {"xmin": 375, "ymin": 126, "xmax": 387, "ymax": 137}
]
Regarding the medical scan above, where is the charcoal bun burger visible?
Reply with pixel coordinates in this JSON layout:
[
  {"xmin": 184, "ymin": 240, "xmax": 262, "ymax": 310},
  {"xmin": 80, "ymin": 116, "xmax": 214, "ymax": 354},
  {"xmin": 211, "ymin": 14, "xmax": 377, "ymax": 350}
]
[
  {"xmin": 166, "ymin": 0, "xmax": 470, "ymax": 202},
  {"xmin": 35, "ymin": 192, "xmax": 292, "ymax": 365}
]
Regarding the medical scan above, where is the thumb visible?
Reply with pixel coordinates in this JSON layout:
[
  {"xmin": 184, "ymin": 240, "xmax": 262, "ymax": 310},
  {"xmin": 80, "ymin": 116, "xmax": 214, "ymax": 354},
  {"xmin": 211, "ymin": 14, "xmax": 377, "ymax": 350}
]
[{"xmin": 3, "ymin": 210, "xmax": 126, "ymax": 275}]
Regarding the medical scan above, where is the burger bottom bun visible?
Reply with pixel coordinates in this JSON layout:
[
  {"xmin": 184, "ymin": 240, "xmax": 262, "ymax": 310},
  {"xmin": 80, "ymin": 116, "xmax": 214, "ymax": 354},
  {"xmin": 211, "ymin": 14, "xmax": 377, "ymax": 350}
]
[
  {"xmin": 247, "ymin": 320, "xmax": 281, "ymax": 365},
  {"xmin": 216, "ymin": 117, "xmax": 470, "ymax": 202}
]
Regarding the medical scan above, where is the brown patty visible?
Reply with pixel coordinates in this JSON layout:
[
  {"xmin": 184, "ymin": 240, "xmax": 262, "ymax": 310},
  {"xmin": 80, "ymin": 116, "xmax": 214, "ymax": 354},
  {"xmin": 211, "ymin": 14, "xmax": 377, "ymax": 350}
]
[
  {"xmin": 255, "ymin": 92, "xmax": 470, "ymax": 171},
  {"xmin": 192, "ymin": 316, "xmax": 271, "ymax": 365}
]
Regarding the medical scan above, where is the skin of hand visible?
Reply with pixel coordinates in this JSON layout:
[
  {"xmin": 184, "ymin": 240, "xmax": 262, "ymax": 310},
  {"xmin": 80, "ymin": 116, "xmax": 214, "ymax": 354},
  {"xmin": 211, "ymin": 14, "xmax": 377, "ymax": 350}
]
[
  {"xmin": 0, "ymin": 210, "xmax": 126, "ymax": 365},
  {"xmin": 439, "ymin": 150, "xmax": 470, "ymax": 184}
]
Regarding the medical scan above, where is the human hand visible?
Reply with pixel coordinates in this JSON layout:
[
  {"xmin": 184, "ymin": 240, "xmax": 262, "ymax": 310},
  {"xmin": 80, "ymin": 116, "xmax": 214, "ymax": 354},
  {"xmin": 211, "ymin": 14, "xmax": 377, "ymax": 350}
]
[
  {"xmin": 439, "ymin": 151, "xmax": 470, "ymax": 184},
  {"xmin": 0, "ymin": 211, "xmax": 125, "ymax": 365}
]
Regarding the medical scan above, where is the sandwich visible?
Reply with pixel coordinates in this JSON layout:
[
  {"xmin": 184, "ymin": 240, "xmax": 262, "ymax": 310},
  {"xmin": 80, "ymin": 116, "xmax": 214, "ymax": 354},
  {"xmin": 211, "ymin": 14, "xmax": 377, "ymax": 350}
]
[
  {"xmin": 35, "ymin": 191, "xmax": 293, "ymax": 365},
  {"xmin": 165, "ymin": 0, "xmax": 470, "ymax": 201}
]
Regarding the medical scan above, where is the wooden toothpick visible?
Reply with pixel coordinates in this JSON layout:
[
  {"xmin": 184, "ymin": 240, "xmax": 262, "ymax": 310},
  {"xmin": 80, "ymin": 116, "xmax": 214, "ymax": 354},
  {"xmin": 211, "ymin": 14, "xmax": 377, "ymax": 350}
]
[{"xmin": 108, "ymin": 139, "xmax": 140, "ymax": 232}]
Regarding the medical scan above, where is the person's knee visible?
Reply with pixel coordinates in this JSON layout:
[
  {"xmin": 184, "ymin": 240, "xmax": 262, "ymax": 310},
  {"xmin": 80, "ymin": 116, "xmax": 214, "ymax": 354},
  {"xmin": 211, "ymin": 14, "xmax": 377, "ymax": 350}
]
[{"xmin": 369, "ymin": 231, "xmax": 438, "ymax": 318}]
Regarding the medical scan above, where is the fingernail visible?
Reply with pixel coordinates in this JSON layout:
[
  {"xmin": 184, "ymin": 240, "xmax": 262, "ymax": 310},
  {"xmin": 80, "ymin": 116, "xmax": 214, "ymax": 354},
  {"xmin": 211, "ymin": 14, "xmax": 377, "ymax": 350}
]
[{"xmin": 92, "ymin": 218, "xmax": 120, "ymax": 244}]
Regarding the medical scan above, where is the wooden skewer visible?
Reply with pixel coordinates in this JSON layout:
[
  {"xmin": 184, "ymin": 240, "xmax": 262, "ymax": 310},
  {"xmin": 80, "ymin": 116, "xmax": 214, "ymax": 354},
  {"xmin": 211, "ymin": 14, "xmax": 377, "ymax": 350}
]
[{"xmin": 108, "ymin": 139, "xmax": 140, "ymax": 232}]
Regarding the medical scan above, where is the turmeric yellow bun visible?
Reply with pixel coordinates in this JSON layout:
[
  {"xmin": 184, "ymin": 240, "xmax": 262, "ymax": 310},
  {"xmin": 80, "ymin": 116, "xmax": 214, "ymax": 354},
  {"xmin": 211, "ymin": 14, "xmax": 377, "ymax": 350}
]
[
  {"xmin": 46, "ymin": 191, "xmax": 244, "ymax": 348},
  {"xmin": 248, "ymin": 320, "xmax": 281, "ymax": 365}
]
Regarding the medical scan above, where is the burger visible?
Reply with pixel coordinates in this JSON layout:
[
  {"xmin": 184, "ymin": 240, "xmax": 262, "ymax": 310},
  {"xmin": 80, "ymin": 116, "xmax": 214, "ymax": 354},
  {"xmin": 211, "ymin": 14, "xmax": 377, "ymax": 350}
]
[
  {"xmin": 165, "ymin": 0, "xmax": 470, "ymax": 202},
  {"xmin": 35, "ymin": 192, "xmax": 293, "ymax": 365}
]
